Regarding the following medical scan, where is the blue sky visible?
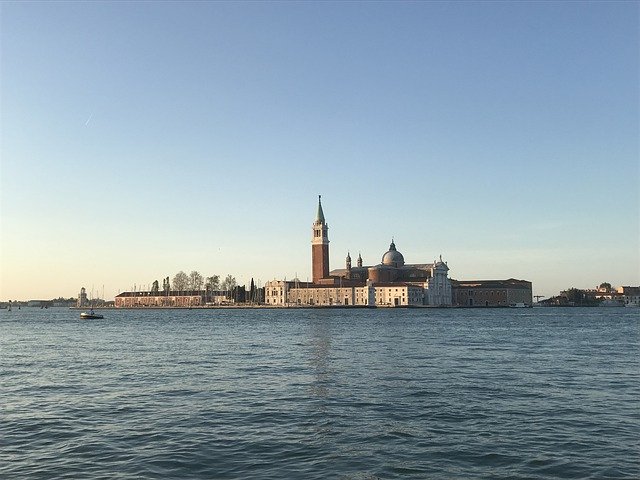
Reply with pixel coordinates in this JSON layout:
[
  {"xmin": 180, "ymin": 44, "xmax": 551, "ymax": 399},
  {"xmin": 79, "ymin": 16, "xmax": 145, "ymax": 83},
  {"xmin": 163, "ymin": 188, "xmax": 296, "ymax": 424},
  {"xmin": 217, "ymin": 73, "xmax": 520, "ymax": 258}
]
[{"xmin": 1, "ymin": 1, "xmax": 638, "ymax": 300}]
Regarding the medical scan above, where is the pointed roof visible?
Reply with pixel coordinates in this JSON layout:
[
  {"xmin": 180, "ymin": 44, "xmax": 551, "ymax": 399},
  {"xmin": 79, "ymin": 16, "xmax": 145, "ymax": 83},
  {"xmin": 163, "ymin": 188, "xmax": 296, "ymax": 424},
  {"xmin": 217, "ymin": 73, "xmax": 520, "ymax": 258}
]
[{"xmin": 315, "ymin": 195, "xmax": 326, "ymax": 224}]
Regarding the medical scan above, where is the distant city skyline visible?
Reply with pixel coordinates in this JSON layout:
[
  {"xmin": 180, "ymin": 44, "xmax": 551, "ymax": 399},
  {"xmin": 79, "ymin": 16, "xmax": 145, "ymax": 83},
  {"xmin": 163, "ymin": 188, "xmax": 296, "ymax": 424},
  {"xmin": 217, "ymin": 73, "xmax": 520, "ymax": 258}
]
[{"xmin": 1, "ymin": 1, "xmax": 638, "ymax": 300}]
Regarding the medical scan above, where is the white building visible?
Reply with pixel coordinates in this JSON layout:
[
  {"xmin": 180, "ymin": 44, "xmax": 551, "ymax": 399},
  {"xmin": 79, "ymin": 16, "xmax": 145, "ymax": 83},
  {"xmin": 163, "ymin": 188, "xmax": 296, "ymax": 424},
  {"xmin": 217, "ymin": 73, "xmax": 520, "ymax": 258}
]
[
  {"xmin": 265, "ymin": 280, "xmax": 289, "ymax": 306},
  {"xmin": 618, "ymin": 286, "xmax": 640, "ymax": 307},
  {"xmin": 265, "ymin": 198, "xmax": 453, "ymax": 307}
]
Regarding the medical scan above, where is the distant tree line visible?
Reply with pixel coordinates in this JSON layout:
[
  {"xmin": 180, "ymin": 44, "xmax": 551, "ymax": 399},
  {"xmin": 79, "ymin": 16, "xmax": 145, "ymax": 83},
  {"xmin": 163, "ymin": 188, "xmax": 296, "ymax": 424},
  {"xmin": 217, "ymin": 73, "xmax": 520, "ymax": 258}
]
[
  {"xmin": 144, "ymin": 271, "xmax": 263, "ymax": 303},
  {"xmin": 562, "ymin": 288, "xmax": 599, "ymax": 306},
  {"xmin": 541, "ymin": 282, "xmax": 617, "ymax": 306},
  {"xmin": 156, "ymin": 271, "xmax": 237, "ymax": 292}
]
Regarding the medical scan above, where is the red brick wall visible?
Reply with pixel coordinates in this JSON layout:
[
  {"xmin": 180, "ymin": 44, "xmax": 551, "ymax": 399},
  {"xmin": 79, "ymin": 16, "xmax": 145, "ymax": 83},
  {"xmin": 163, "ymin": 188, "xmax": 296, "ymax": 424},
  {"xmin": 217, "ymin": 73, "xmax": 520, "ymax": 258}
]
[{"xmin": 312, "ymin": 243, "xmax": 329, "ymax": 282}]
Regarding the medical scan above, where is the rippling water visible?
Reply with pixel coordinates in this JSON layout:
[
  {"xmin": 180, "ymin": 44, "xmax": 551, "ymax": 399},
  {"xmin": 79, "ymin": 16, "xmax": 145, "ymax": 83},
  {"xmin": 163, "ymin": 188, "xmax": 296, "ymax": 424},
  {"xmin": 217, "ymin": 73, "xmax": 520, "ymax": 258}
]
[{"xmin": 1, "ymin": 307, "xmax": 638, "ymax": 479}]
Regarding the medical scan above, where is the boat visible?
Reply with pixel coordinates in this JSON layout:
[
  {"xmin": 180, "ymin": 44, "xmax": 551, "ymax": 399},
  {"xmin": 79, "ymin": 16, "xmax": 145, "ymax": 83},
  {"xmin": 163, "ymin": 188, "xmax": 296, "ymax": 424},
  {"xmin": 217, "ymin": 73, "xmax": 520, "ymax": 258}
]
[
  {"xmin": 509, "ymin": 302, "xmax": 529, "ymax": 308},
  {"xmin": 80, "ymin": 310, "xmax": 103, "ymax": 319}
]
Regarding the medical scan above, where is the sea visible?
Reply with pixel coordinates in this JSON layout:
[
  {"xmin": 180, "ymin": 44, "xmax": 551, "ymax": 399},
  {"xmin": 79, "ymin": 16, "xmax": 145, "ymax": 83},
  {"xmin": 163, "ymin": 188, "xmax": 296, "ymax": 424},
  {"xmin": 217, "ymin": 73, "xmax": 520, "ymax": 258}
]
[{"xmin": 1, "ymin": 307, "xmax": 638, "ymax": 479}]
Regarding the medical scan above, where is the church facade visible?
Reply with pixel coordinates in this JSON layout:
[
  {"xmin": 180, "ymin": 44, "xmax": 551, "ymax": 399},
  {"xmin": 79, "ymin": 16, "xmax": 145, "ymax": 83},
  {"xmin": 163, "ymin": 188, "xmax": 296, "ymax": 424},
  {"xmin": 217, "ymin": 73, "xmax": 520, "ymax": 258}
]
[{"xmin": 265, "ymin": 197, "xmax": 452, "ymax": 307}]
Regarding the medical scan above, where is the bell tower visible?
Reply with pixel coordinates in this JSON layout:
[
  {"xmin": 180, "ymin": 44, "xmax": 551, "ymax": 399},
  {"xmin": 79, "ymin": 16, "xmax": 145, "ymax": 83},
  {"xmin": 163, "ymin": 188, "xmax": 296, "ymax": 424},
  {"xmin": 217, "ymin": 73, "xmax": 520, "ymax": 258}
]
[{"xmin": 312, "ymin": 195, "xmax": 330, "ymax": 283}]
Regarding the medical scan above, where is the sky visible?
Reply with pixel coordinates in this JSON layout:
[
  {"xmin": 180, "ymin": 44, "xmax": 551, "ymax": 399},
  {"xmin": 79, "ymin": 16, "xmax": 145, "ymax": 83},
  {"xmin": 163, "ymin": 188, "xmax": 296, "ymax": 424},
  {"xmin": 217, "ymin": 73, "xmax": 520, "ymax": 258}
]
[{"xmin": 1, "ymin": 1, "xmax": 638, "ymax": 301}]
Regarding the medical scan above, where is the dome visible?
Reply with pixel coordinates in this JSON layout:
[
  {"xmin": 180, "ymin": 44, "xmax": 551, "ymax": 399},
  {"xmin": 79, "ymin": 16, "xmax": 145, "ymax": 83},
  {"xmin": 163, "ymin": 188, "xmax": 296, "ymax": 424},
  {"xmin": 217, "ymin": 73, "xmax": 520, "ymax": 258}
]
[{"xmin": 381, "ymin": 240, "xmax": 405, "ymax": 267}]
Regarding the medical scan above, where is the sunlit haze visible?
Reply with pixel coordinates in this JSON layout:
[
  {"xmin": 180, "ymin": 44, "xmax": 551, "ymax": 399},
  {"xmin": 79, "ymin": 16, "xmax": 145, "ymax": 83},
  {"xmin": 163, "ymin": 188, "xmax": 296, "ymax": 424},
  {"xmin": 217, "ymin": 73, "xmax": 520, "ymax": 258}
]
[{"xmin": 1, "ymin": 1, "xmax": 638, "ymax": 301}]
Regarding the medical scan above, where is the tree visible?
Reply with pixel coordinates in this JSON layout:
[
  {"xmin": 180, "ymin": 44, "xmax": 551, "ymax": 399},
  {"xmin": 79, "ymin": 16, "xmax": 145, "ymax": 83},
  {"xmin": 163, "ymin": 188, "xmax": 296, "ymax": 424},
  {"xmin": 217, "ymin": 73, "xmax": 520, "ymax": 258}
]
[
  {"xmin": 599, "ymin": 282, "xmax": 612, "ymax": 291},
  {"xmin": 221, "ymin": 274, "xmax": 236, "ymax": 292},
  {"xmin": 206, "ymin": 275, "xmax": 220, "ymax": 291},
  {"xmin": 564, "ymin": 288, "xmax": 584, "ymax": 304},
  {"xmin": 172, "ymin": 271, "xmax": 189, "ymax": 291},
  {"xmin": 165, "ymin": 276, "xmax": 170, "ymax": 292},
  {"xmin": 151, "ymin": 280, "xmax": 160, "ymax": 294},
  {"xmin": 189, "ymin": 270, "xmax": 204, "ymax": 291},
  {"xmin": 232, "ymin": 285, "xmax": 246, "ymax": 303}
]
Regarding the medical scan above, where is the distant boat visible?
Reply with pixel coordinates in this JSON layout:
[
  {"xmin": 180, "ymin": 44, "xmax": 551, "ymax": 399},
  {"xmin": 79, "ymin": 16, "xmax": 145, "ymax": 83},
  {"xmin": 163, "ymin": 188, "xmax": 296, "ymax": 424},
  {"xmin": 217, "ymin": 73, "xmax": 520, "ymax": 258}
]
[
  {"xmin": 80, "ymin": 309, "xmax": 103, "ymax": 319},
  {"xmin": 510, "ymin": 302, "xmax": 529, "ymax": 308}
]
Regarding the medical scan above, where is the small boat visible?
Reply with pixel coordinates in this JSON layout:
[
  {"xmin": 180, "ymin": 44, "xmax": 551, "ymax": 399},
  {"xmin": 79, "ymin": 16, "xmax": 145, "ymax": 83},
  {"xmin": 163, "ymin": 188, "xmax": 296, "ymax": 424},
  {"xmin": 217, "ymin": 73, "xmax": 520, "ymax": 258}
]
[
  {"xmin": 80, "ymin": 310, "xmax": 103, "ymax": 319},
  {"xmin": 509, "ymin": 302, "xmax": 529, "ymax": 308}
]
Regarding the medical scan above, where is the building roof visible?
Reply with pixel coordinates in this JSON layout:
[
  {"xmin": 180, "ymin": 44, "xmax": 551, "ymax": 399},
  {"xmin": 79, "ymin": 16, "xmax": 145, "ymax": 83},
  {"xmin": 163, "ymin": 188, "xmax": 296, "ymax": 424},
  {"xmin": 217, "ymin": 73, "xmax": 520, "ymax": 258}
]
[
  {"xmin": 381, "ymin": 240, "xmax": 405, "ymax": 267},
  {"xmin": 115, "ymin": 290, "xmax": 228, "ymax": 297},
  {"xmin": 315, "ymin": 195, "xmax": 325, "ymax": 224},
  {"xmin": 288, "ymin": 283, "xmax": 362, "ymax": 290},
  {"xmin": 330, "ymin": 263, "xmax": 436, "ymax": 276},
  {"xmin": 450, "ymin": 279, "xmax": 531, "ymax": 289},
  {"xmin": 371, "ymin": 282, "xmax": 425, "ymax": 288}
]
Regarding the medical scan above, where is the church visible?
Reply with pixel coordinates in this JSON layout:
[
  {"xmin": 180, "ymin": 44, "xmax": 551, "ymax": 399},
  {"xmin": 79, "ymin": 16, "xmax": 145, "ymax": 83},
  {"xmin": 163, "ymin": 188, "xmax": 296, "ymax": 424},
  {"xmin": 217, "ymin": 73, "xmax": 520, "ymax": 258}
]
[{"xmin": 265, "ymin": 197, "xmax": 452, "ymax": 307}]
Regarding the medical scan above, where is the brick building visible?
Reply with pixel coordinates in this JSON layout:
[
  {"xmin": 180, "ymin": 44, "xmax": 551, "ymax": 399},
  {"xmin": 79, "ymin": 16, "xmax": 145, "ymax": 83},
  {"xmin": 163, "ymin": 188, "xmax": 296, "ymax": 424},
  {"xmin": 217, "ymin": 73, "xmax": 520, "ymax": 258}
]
[
  {"xmin": 451, "ymin": 279, "xmax": 533, "ymax": 307},
  {"xmin": 114, "ymin": 290, "xmax": 230, "ymax": 307}
]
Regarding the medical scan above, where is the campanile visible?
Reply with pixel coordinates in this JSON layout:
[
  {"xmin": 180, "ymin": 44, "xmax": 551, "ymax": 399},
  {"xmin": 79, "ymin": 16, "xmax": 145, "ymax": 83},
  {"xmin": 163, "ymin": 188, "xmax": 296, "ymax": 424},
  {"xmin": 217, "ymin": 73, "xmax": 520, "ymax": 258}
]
[{"xmin": 312, "ymin": 195, "xmax": 330, "ymax": 283}]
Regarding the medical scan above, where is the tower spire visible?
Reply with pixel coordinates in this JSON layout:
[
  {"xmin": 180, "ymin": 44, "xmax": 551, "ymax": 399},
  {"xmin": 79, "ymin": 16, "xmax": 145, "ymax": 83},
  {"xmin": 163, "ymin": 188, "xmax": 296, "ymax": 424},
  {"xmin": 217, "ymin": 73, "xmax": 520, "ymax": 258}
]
[
  {"xmin": 315, "ymin": 195, "xmax": 325, "ymax": 224},
  {"xmin": 312, "ymin": 196, "xmax": 330, "ymax": 282}
]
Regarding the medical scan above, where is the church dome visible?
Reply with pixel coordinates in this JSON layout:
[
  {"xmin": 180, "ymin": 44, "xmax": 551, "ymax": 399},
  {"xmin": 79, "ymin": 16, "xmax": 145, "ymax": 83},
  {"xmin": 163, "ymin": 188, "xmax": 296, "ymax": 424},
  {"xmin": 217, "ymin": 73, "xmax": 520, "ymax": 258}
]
[{"xmin": 381, "ymin": 240, "xmax": 405, "ymax": 267}]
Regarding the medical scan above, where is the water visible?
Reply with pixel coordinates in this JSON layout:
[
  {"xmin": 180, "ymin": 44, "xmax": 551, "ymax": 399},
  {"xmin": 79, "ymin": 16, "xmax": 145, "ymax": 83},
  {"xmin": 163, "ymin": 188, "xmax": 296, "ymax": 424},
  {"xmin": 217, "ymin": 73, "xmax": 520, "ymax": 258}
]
[{"xmin": 1, "ymin": 307, "xmax": 638, "ymax": 479}]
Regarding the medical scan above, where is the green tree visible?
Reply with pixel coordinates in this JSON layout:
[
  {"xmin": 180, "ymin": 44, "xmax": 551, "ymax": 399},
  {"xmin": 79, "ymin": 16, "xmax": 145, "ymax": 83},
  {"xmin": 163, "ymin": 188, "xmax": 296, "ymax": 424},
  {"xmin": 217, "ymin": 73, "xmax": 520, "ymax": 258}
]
[
  {"xmin": 564, "ymin": 288, "xmax": 584, "ymax": 304},
  {"xmin": 206, "ymin": 275, "xmax": 220, "ymax": 291},
  {"xmin": 189, "ymin": 271, "xmax": 204, "ymax": 291},
  {"xmin": 172, "ymin": 271, "xmax": 189, "ymax": 291},
  {"xmin": 151, "ymin": 280, "xmax": 160, "ymax": 294},
  {"xmin": 221, "ymin": 274, "xmax": 236, "ymax": 293},
  {"xmin": 232, "ymin": 285, "xmax": 246, "ymax": 303}
]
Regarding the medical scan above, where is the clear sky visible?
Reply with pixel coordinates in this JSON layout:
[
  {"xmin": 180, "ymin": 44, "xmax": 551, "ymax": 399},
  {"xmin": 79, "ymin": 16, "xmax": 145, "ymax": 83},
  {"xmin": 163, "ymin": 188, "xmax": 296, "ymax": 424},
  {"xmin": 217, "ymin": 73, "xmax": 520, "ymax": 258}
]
[{"xmin": 1, "ymin": 1, "xmax": 638, "ymax": 301}]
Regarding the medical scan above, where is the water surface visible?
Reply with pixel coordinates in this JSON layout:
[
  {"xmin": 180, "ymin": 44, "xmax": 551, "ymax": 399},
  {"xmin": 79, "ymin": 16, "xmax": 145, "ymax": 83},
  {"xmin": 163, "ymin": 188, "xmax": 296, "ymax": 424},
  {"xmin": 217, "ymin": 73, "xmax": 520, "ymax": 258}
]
[{"xmin": 1, "ymin": 307, "xmax": 638, "ymax": 479}]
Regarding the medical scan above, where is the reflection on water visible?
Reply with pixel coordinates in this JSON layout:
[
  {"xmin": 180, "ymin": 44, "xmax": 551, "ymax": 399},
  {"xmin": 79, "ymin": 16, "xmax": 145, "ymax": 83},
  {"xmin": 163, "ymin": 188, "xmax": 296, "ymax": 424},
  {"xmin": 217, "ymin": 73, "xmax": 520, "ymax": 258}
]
[
  {"xmin": 0, "ymin": 307, "xmax": 638, "ymax": 479},
  {"xmin": 308, "ymin": 312, "xmax": 332, "ymax": 402}
]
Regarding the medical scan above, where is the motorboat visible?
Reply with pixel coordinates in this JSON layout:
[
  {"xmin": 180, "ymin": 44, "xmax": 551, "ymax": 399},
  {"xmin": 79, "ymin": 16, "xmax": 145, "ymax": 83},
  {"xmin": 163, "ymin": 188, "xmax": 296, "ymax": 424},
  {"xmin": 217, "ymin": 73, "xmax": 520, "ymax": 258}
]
[{"xmin": 80, "ymin": 310, "xmax": 104, "ymax": 319}]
